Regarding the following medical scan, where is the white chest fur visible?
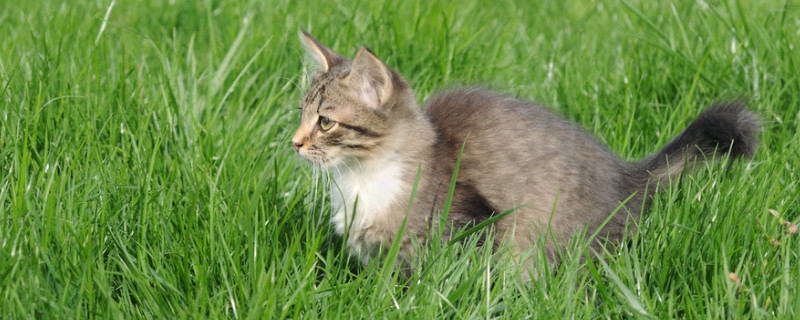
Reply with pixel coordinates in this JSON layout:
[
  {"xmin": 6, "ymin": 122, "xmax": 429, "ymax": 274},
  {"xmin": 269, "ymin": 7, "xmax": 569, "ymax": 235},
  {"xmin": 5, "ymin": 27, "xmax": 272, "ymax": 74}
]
[{"xmin": 329, "ymin": 159, "xmax": 408, "ymax": 259}]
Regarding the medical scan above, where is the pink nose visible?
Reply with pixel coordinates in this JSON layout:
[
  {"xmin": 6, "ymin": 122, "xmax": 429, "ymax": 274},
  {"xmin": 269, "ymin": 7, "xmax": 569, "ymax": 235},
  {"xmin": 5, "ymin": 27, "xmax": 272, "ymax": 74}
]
[{"xmin": 292, "ymin": 140, "xmax": 303, "ymax": 152}]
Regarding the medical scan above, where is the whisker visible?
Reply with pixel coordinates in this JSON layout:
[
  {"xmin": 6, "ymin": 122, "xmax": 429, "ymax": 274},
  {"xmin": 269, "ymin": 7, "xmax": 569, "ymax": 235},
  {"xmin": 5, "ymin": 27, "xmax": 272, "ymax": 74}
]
[{"xmin": 319, "ymin": 167, "xmax": 329, "ymax": 224}]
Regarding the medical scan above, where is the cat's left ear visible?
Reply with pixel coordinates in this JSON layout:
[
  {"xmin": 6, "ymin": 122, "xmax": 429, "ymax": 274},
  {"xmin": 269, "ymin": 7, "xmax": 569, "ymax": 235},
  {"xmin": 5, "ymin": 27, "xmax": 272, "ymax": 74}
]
[
  {"xmin": 349, "ymin": 47, "xmax": 394, "ymax": 109},
  {"xmin": 299, "ymin": 31, "xmax": 345, "ymax": 73}
]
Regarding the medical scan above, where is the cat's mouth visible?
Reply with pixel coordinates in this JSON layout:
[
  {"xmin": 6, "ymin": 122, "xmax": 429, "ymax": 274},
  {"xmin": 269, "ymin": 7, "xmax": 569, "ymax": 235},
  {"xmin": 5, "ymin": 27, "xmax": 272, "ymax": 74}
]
[{"xmin": 298, "ymin": 148, "xmax": 338, "ymax": 168}]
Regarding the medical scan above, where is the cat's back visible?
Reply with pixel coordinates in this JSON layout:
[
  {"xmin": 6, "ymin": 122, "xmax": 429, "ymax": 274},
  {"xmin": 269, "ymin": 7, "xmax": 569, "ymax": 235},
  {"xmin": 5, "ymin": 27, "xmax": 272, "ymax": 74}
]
[{"xmin": 423, "ymin": 88, "xmax": 598, "ymax": 159}]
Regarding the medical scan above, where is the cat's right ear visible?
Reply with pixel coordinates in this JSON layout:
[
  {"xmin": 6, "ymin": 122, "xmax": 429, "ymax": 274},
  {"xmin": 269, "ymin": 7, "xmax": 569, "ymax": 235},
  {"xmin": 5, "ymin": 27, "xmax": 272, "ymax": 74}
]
[{"xmin": 299, "ymin": 31, "xmax": 345, "ymax": 73}]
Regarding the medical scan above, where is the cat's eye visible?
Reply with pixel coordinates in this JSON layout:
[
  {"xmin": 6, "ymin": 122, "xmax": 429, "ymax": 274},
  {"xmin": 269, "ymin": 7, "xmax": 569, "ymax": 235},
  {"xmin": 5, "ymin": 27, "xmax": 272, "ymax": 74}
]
[{"xmin": 319, "ymin": 116, "xmax": 336, "ymax": 131}]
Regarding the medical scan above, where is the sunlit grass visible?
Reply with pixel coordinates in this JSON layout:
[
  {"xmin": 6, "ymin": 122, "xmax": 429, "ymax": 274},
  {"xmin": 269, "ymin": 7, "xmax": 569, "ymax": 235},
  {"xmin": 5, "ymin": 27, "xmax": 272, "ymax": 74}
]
[{"xmin": 0, "ymin": 0, "xmax": 797, "ymax": 318}]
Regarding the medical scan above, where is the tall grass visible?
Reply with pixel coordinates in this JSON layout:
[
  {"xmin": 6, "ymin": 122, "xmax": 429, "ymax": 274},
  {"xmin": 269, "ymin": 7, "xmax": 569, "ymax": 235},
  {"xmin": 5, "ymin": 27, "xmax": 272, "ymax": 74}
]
[{"xmin": 1, "ymin": 0, "xmax": 797, "ymax": 318}]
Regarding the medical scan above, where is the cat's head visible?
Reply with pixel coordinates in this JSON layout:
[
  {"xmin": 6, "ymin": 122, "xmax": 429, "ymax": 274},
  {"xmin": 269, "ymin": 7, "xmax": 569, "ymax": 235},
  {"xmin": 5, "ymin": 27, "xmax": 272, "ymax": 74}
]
[{"xmin": 292, "ymin": 32, "xmax": 414, "ymax": 168}]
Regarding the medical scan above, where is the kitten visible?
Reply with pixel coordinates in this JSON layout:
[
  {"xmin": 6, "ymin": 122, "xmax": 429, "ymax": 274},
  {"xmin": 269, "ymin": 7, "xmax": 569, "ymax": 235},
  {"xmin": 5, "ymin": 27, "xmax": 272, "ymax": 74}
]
[{"xmin": 291, "ymin": 32, "xmax": 760, "ymax": 277}]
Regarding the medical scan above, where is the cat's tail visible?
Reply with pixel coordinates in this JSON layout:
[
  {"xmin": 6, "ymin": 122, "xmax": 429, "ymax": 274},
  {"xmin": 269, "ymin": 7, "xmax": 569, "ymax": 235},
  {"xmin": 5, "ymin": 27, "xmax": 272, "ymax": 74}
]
[{"xmin": 633, "ymin": 102, "xmax": 760, "ymax": 190}]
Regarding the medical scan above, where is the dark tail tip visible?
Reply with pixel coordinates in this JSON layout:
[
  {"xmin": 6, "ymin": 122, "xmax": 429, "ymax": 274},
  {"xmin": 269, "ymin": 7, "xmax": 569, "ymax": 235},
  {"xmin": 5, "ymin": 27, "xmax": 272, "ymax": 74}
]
[
  {"xmin": 691, "ymin": 101, "xmax": 761, "ymax": 159},
  {"xmin": 635, "ymin": 101, "xmax": 761, "ymax": 187}
]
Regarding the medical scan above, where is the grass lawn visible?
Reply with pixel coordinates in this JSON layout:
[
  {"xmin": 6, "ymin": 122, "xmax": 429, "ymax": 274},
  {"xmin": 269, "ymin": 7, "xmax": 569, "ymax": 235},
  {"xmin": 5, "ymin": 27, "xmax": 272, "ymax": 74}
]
[{"xmin": 1, "ymin": 0, "xmax": 798, "ymax": 318}]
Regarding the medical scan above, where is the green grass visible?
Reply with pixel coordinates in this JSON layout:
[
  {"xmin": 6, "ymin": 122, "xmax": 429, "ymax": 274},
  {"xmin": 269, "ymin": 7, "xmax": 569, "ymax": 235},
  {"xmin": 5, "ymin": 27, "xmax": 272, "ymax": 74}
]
[{"xmin": 1, "ymin": 0, "xmax": 798, "ymax": 318}]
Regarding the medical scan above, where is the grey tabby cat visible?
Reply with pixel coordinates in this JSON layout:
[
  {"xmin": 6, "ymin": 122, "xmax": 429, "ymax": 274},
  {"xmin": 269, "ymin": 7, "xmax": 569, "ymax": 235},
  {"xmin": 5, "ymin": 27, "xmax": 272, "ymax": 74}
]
[{"xmin": 291, "ymin": 32, "xmax": 760, "ymax": 277}]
